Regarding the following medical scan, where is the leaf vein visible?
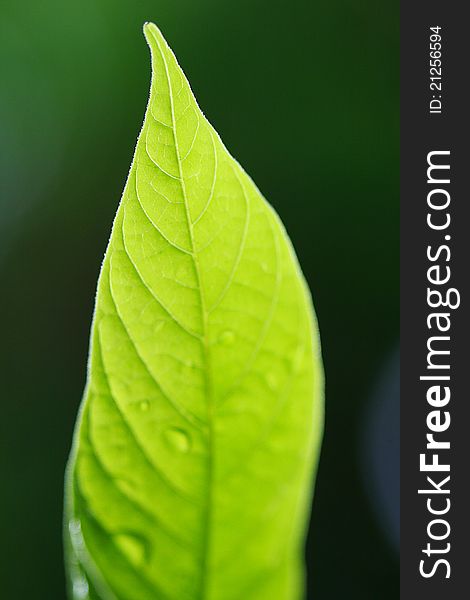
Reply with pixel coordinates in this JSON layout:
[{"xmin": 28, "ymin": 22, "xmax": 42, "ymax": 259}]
[
  {"xmin": 95, "ymin": 330, "xmax": 201, "ymax": 505},
  {"xmin": 108, "ymin": 262, "xmax": 206, "ymax": 431}
]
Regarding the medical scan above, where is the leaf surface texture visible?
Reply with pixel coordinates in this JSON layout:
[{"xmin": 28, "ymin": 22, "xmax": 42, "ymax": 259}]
[{"xmin": 65, "ymin": 23, "xmax": 323, "ymax": 600}]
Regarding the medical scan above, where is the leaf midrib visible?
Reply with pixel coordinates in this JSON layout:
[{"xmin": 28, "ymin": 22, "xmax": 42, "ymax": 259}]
[{"xmin": 149, "ymin": 30, "xmax": 215, "ymax": 600}]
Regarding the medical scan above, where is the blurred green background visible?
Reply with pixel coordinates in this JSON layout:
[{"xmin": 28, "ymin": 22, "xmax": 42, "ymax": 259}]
[{"xmin": 0, "ymin": 0, "xmax": 398, "ymax": 598}]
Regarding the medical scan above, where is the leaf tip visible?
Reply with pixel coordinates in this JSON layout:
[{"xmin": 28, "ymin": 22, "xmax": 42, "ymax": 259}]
[
  {"xmin": 142, "ymin": 21, "xmax": 155, "ymax": 34},
  {"xmin": 143, "ymin": 21, "xmax": 164, "ymax": 49}
]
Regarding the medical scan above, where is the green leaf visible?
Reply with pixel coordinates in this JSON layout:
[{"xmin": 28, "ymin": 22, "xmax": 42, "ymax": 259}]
[{"xmin": 65, "ymin": 22, "xmax": 323, "ymax": 600}]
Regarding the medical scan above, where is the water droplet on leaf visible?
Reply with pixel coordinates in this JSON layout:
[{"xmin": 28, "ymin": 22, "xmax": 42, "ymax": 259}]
[
  {"xmin": 113, "ymin": 533, "xmax": 147, "ymax": 566},
  {"xmin": 72, "ymin": 575, "xmax": 89, "ymax": 599},
  {"xmin": 69, "ymin": 519, "xmax": 85, "ymax": 550},
  {"xmin": 139, "ymin": 399, "xmax": 150, "ymax": 412},
  {"xmin": 164, "ymin": 427, "xmax": 191, "ymax": 452},
  {"xmin": 219, "ymin": 330, "xmax": 235, "ymax": 345},
  {"xmin": 68, "ymin": 519, "xmax": 81, "ymax": 536}
]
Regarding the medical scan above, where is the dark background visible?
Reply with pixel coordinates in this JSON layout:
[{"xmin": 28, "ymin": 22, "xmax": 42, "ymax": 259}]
[{"xmin": 0, "ymin": 0, "xmax": 398, "ymax": 597}]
